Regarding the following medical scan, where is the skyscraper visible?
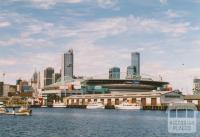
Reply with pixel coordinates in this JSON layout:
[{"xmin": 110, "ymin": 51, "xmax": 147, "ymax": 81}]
[
  {"xmin": 109, "ymin": 67, "xmax": 120, "ymax": 80},
  {"xmin": 62, "ymin": 49, "xmax": 74, "ymax": 81},
  {"xmin": 0, "ymin": 82, "xmax": 3, "ymax": 96},
  {"xmin": 126, "ymin": 66, "xmax": 134, "ymax": 79},
  {"xmin": 37, "ymin": 70, "xmax": 44, "ymax": 89},
  {"xmin": 131, "ymin": 52, "xmax": 140, "ymax": 76},
  {"xmin": 52, "ymin": 73, "xmax": 61, "ymax": 83},
  {"xmin": 44, "ymin": 67, "xmax": 54, "ymax": 86},
  {"xmin": 31, "ymin": 71, "xmax": 38, "ymax": 83}
]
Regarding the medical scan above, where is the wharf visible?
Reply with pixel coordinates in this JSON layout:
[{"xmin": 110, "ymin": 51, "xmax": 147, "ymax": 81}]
[{"xmin": 142, "ymin": 105, "xmax": 168, "ymax": 110}]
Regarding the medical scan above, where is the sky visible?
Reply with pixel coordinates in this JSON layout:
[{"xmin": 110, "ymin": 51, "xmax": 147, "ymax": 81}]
[{"xmin": 0, "ymin": 0, "xmax": 200, "ymax": 94}]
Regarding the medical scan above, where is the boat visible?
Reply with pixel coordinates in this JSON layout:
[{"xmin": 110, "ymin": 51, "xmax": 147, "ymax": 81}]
[
  {"xmin": 14, "ymin": 106, "xmax": 32, "ymax": 116},
  {"xmin": 0, "ymin": 101, "xmax": 4, "ymax": 107},
  {"xmin": 0, "ymin": 107, "xmax": 8, "ymax": 114},
  {"xmin": 86, "ymin": 101, "xmax": 105, "ymax": 109},
  {"xmin": 0, "ymin": 102, "xmax": 8, "ymax": 114},
  {"xmin": 53, "ymin": 100, "xmax": 66, "ymax": 108},
  {"xmin": 0, "ymin": 101, "xmax": 32, "ymax": 116},
  {"xmin": 115, "ymin": 101, "xmax": 141, "ymax": 110}
]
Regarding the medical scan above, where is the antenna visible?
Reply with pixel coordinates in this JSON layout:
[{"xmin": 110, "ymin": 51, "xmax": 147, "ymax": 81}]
[
  {"xmin": 2, "ymin": 72, "xmax": 5, "ymax": 83},
  {"xmin": 159, "ymin": 74, "xmax": 162, "ymax": 81}
]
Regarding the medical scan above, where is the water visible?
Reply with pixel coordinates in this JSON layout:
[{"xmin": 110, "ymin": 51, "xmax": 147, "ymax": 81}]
[{"xmin": 0, "ymin": 108, "xmax": 199, "ymax": 137}]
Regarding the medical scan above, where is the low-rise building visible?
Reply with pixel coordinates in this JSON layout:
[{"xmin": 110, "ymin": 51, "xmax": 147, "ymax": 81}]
[
  {"xmin": 1, "ymin": 83, "xmax": 17, "ymax": 97},
  {"xmin": 160, "ymin": 90, "xmax": 184, "ymax": 105},
  {"xmin": 63, "ymin": 91, "xmax": 165, "ymax": 107}
]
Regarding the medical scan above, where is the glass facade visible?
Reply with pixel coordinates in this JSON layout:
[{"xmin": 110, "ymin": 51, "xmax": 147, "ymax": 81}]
[
  {"xmin": 193, "ymin": 78, "xmax": 200, "ymax": 95},
  {"xmin": 0, "ymin": 82, "xmax": 3, "ymax": 96},
  {"xmin": 44, "ymin": 67, "xmax": 54, "ymax": 86},
  {"xmin": 52, "ymin": 73, "xmax": 61, "ymax": 83},
  {"xmin": 62, "ymin": 49, "xmax": 73, "ymax": 79},
  {"xmin": 109, "ymin": 67, "xmax": 120, "ymax": 79},
  {"xmin": 126, "ymin": 66, "xmax": 134, "ymax": 79},
  {"xmin": 131, "ymin": 52, "xmax": 140, "ymax": 76}
]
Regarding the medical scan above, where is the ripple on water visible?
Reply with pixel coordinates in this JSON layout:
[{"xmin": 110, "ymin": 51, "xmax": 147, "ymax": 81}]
[{"xmin": 0, "ymin": 108, "xmax": 199, "ymax": 137}]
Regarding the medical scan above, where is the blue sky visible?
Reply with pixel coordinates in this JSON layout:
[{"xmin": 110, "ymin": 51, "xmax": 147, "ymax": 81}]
[{"xmin": 0, "ymin": 0, "xmax": 200, "ymax": 94}]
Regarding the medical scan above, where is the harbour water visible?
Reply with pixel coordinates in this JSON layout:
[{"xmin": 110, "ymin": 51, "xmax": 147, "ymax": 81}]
[{"xmin": 0, "ymin": 108, "xmax": 199, "ymax": 137}]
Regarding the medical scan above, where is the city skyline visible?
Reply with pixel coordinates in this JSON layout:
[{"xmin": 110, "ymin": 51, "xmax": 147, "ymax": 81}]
[{"xmin": 0, "ymin": 0, "xmax": 200, "ymax": 94}]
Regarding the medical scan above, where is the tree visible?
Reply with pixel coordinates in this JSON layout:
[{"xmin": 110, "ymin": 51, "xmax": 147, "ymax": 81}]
[{"xmin": 47, "ymin": 94, "xmax": 60, "ymax": 105}]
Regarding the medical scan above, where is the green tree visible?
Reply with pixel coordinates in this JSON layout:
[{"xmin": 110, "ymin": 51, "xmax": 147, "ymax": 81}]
[{"xmin": 47, "ymin": 94, "xmax": 60, "ymax": 105}]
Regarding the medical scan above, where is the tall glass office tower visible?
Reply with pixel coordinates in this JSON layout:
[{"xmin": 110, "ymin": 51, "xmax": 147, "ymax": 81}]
[
  {"xmin": 109, "ymin": 67, "xmax": 120, "ymax": 80},
  {"xmin": 131, "ymin": 52, "xmax": 140, "ymax": 76},
  {"xmin": 62, "ymin": 49, "xmax": 73, "ymax": 81},
  {"xmin": 44, "ymin": 67, "xmax": 54, "ymax": 86},
  {"xmin": 126, "ymin": 66, "xmax": 134, "ymax": 79}
]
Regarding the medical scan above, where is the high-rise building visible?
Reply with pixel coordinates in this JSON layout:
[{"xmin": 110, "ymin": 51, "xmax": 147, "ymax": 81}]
[
  {"xmin": 52, "ymin": 73, "xmax": 61, "ymax": 83},
  {"xmin": 126, "ymin": 52, "xmax": 140, "ymax": 79},
  {"xmin": 16, "ymin": 80, "xmax": 29, "ymax": 93},
  {"xmin": 193, "ymin": 78, "xmax": 200, "ymax": 95},
  {"xmin": 35, "ymin": 71, "xmax": 44, "ymax": 90},
  {"xmin": 44, "ymin": 67, "xmax": 54, "ymax": 86},
  {"xmin": 131, "ymin": 52, "xmax": 140, "ymax": 76},
  {"xmin": 0, "ymin": 82, "xmax": 3, "ymax": 96},
  {"xmin": 31, "ymin": 71, "xmax": 38, "ymax": 83},
  {"xmin": 109, "ymin": 67, "xmax": 120, "ymax": 80},
  {"xmin": 126, "ymin": 66, "xmax": 134, "ymax": 79},
  {"xmin": 62, "ymin": 49, "xmax": 74, "ymax": 81},
  {"xmin": 3, "ymin": 84, "xmax": 9, "ymax": 97},
  {"xmin": 31, "ymin": 71, "xmax": 38, "ymax": 92},
  {"xmin": 3, "ymin": 84, "xmax": 17, "ymax": 97}
]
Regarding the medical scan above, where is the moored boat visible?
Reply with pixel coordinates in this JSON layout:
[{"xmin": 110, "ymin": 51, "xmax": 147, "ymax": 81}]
[
  {"xmin": 53, "ymin": 100, "xmax": 66, "ymax": 108},
  {"xmin": 0, "ymin": 107, "xmax": 8, "ymax": 114},
  {"xmin": 115, "ymin": 101, "xmax": 141, "ymax": 110},
  {"xmin": 41, "ymin": 105, "xmax": 48, "ymax": 108},
  {"xmin": 0, "ymin": 101, "xmax": 32, "ymax": 116},
  {"xmin": 0, "ymin": 102, "xmax": 8, "ymax": 114},
  {"xmin": 14, "ymin": 106, "xmax": 32, "ymax": 116},
  {"xmin": 86, "ymin": 101, "xmax": 105, "ymax": 109}
]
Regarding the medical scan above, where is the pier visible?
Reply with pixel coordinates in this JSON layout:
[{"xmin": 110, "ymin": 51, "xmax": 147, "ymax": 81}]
[
  {"xmin": 63, "ymin": 91, "xmax": 200, "ymax": 110},
  {"xmin": 63, "ymin": 91, "xmax": 168, "ymax": 110}
]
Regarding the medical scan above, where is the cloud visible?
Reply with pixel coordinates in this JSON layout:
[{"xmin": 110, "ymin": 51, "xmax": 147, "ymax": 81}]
[
  {"xmin": 192, "ymin": 0, "xmax": 200, "ymax": 4},
  {"xmin": 160, "ymin": 0, "xmax": 167, "ymax": 5},
  {"xmin": 165, "ymin": 9, "xmax": 180, "ymax": 18},
  {"xmin": 0, "ymin": 13, "xmax": 194, "ymax": 48},
  {"xmin": 0, "ymin": 10, "xmax": 198, "ymax": 90},
  {"xmin": 75, "ymin": 15, "xmax": 192, "ymax": 38},
  {"xmin": 4, "ymin": 72, "xmax": 30, "ymax": 83},
  {"xmin": 0, "ymin": 59, "xmax": 17, "ymax": 66},
  {"xmin": 96, "ymin": 0, "xmax": 118, "ymax": 8},
  {"xmin": 0, "ymin": 37, "xmax": 55, "ymax": 47},
  {"xmin": 31, "ymin": 0, "xmax": 56, "ymax": 9},
  {"xmin": 30, "ymin": 0, "xmax": 118, "ymax": 9},
  {"xmin": 31, "ymin": 0, "xmax": 82, "ymax": 9},
  {"xmin": 165, "ymin": 9, "xmax": 189, "ymax": 18},
  {"xmin": 142, "ymin": 62, "xmax": 200, "ymax": 94},
  {"xmin": 0, "ymin": 21, "xmax": 11, "ymax": 27},
  {"xmin": 193, "ymin": 40, "xmax": 200, "ymax": 45}
]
